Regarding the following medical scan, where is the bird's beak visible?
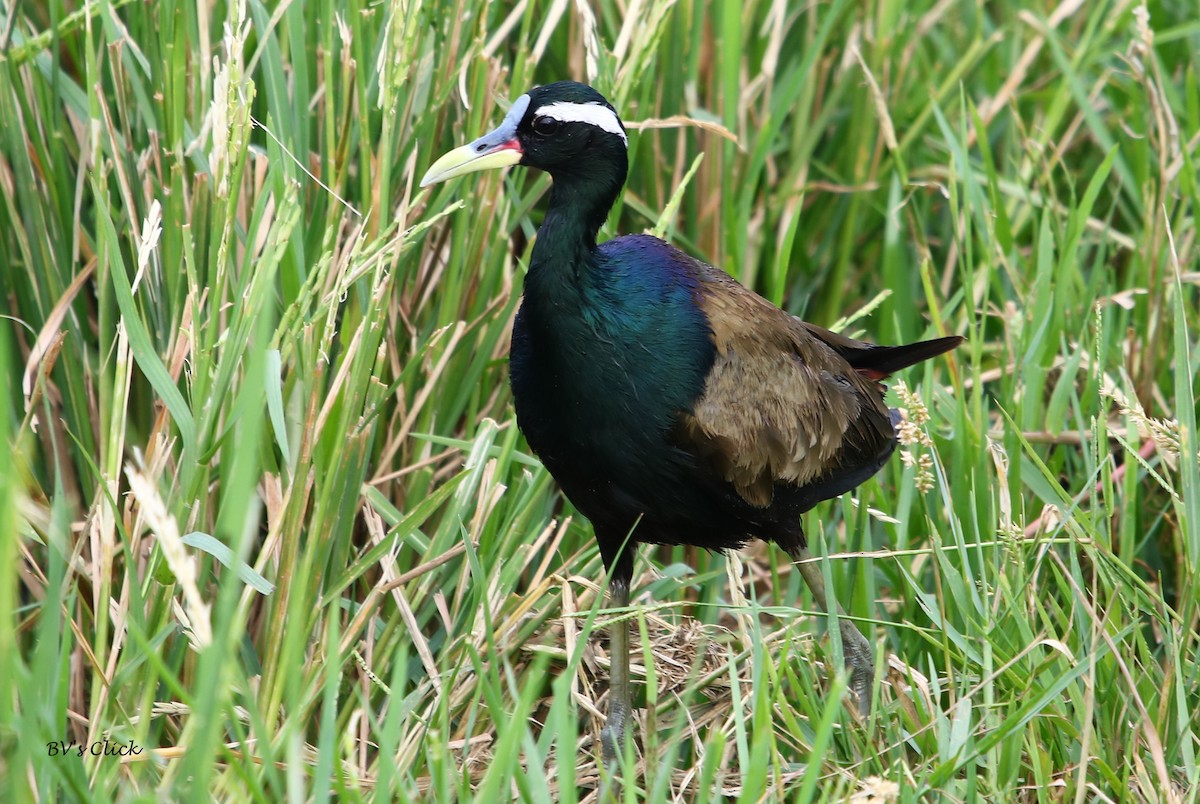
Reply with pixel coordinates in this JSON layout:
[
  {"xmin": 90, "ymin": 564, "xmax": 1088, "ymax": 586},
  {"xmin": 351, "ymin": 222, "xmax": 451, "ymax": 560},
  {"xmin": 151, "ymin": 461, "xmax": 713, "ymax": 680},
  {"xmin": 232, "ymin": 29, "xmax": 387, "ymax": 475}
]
[{"xmin": 419, "ymin": 135, "xmax": 524, "ymax": 187}]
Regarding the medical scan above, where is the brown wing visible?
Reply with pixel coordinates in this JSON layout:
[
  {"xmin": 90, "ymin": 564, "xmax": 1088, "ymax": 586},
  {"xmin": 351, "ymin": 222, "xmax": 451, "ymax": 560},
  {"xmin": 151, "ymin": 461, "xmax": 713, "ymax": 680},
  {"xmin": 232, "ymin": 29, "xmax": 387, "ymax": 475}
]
[{"xmin": 674, "ymin": 268, "xmax": 896, "ymax": 509}]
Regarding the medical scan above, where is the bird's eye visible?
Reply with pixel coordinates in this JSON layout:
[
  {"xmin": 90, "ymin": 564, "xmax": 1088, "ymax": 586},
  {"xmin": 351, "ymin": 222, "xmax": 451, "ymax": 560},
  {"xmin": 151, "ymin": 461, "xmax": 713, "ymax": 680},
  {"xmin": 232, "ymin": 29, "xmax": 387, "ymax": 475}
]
[{"xmin": 532, "ymin": 116, "xmax": 560, "ymax": 136}]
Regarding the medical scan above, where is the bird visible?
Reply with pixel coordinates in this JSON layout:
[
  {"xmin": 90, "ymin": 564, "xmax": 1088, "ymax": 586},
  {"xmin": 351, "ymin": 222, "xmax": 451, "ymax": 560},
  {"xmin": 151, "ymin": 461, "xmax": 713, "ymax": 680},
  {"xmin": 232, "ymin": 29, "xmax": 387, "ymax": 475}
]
[{"xmin": 420, "ymin": 81, "xmax": 962, "ymax": 763}]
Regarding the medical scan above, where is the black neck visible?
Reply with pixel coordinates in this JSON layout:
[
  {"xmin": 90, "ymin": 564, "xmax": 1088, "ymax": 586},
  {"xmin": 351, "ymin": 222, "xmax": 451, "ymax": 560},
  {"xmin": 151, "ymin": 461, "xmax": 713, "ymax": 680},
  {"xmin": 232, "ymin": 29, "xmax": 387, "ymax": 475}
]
[{"xmin": 530, "ymin": 148, "xmax": 628, "ymax": 270}]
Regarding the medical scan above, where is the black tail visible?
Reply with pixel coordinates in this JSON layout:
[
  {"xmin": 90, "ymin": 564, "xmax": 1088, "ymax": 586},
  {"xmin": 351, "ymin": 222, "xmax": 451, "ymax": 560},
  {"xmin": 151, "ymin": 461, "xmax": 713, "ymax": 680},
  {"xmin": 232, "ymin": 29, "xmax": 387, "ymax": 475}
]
[
  {"xmin": 845, "ymin": 335, "xmax": 964, "ymax": 378},
  {"xmin": 799, "ymin": 322, "xmax": 963, "ymax": 378}
]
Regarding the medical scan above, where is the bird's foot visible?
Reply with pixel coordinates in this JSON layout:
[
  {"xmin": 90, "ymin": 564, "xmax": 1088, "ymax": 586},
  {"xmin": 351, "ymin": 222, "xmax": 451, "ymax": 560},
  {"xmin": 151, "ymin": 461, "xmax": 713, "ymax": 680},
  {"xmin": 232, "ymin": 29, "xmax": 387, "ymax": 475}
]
[
  {"xmin": 849, "ymin": 660, "xmax": 874, "ymax": 716},
  {"xmin": 839, "ymin": 622, "xmax": 875, "ymax": 716}
]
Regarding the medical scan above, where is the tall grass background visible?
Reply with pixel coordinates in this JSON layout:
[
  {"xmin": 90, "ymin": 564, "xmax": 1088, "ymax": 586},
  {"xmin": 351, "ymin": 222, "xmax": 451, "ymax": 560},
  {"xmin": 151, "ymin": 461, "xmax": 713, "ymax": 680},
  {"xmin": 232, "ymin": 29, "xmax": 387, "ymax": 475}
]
[{"xmin": 1, "ymin": 0, "xmax": 1197, "ymax": 800}]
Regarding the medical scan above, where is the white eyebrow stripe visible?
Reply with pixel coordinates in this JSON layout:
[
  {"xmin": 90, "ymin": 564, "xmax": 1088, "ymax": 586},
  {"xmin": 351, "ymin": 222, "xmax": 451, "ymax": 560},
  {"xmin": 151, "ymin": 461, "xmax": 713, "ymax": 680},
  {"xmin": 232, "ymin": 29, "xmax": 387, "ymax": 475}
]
[{"xmin": 533, "ymin": 101, "xmax": 628, "ymax": 145}]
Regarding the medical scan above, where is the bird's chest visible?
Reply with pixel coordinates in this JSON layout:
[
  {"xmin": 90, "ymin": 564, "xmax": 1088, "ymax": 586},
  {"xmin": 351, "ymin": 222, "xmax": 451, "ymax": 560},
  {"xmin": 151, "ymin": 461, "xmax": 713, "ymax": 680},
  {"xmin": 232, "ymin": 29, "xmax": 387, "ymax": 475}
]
[{"xmin": 508, "ymin": 288, "xmax": 713, "ymax": 469}]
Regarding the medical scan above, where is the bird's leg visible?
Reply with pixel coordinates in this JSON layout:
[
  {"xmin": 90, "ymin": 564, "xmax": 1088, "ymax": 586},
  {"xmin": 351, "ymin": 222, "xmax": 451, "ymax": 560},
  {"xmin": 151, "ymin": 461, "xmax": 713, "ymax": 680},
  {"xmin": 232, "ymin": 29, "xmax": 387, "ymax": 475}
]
[
  {"xmin": 792, "ymin": 545, "xmax": 874, "ymax": 715},
  {"xmin": 599, "ymin": 577, "xmax": 632, "ymax": 764}
]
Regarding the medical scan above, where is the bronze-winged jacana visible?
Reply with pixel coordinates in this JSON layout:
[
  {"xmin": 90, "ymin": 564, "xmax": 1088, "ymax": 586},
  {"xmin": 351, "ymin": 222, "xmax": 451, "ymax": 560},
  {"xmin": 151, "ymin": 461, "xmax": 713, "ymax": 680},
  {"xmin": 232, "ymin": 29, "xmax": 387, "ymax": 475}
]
[{"xmin": 421, "ymin": 81, "xmax": 962, "ymax": 762}]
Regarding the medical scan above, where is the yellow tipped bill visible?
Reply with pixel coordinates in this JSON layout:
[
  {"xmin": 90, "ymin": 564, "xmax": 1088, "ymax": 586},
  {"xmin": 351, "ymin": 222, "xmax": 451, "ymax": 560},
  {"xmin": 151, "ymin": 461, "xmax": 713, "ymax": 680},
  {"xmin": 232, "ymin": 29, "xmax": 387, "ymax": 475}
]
[{"xmin": 419, "ymin": 141, "xmax": 523, "ymax": 187}]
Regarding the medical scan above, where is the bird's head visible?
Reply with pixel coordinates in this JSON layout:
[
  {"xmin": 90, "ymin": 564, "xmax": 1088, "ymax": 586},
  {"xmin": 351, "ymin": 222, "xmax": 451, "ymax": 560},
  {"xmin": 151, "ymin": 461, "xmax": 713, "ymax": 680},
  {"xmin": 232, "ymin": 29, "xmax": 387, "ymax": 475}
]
[{"xmin": 420, "ymin": 81, "xmax": 628, "ymax": 187}]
